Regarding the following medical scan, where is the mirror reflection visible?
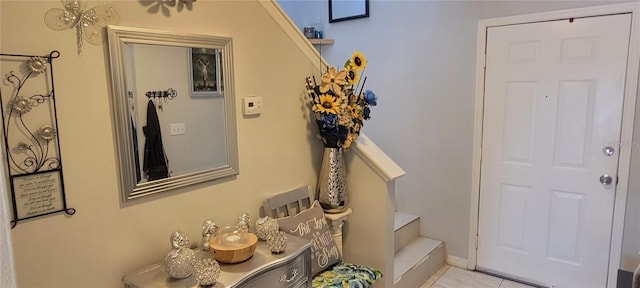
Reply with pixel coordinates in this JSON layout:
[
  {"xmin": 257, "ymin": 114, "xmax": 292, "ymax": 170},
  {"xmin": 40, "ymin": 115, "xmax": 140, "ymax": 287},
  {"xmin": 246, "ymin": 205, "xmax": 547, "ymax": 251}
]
[
  {"xmin": 107, "ymin": 26, "xmax": 238, "ymax": 201},
  {"xmin": 129, "ymin": 44, "xmax": 227, "ymax": 182}
]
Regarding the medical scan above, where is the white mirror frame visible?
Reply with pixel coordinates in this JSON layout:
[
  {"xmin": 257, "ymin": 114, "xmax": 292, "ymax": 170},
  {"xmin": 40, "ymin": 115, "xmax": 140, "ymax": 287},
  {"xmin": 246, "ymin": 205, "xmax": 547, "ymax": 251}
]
[{"xmin": 106, "ymin": 25, "xmax": 239, "ymax": 202}]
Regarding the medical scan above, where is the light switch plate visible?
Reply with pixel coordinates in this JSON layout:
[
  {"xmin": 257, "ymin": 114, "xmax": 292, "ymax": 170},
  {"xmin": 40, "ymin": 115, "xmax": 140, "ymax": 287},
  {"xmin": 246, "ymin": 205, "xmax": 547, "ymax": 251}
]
[
  {"xmin": 243, "ymin": 96, "xmax": 263, "ymax": 116},
  {"xmin": 170, "ymin": 123, "xmax": 186, "ymax": 135}
]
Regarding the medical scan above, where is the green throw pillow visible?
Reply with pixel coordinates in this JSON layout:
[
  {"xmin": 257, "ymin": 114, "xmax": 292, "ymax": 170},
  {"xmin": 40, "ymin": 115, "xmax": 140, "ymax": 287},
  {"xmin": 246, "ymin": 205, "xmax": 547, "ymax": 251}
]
[{"xmin": 312, "ymin": 262, "xmax": 383, "ymax": 288}]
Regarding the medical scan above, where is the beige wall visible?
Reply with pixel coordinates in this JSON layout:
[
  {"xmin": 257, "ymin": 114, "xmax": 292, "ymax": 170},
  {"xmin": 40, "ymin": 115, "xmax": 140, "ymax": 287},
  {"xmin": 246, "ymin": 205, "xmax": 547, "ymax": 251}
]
[{"xmin": 1, "ymin": 1, "xmax": 326, "ymax": 286}]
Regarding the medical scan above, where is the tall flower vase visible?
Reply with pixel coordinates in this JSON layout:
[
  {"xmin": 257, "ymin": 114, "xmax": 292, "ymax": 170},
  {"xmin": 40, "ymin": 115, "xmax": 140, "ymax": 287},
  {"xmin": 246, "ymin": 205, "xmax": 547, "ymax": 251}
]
[{"xmin": 317, "ymin": 147, "xmax": 349, "ymax": 213}]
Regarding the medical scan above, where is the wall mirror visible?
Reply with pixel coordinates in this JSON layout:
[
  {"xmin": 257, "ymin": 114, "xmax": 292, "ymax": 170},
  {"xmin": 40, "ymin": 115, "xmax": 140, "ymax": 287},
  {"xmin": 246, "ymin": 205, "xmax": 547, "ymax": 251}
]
[{"xmin": 106, "ymin": 25, "xmax": 238, "ymax": 202}]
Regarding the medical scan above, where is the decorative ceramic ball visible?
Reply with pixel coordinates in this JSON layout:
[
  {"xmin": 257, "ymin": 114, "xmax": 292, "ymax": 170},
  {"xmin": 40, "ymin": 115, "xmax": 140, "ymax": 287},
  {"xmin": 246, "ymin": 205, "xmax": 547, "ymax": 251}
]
[
  {"xmin": 255, "ymin": 216, "xmax": 279, "ymax": 241},
  {"xmin": 194, "ymin": 258, "xmax": 221, "ymax": 286},
  {"xmin": 267, "ymin": 231, "xmax": 288, "ymax": 254},
  {"xmin": 164, "ymin": 231, "xmax": 196, "ymax": 279}
]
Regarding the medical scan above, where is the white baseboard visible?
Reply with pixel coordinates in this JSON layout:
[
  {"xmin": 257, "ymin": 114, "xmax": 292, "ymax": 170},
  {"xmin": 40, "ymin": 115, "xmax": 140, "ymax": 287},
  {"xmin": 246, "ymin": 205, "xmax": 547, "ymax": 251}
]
[{"xmin": 446, "ymin": 255, "xmax": 468, "ymax": 269}]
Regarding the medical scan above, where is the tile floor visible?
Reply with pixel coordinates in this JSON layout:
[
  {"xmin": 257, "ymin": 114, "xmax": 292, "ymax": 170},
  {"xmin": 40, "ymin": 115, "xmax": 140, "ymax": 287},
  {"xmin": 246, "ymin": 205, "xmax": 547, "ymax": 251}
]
[{"xmin": 421, "ymin": 266, "xmax": 536, "ymax": 288}]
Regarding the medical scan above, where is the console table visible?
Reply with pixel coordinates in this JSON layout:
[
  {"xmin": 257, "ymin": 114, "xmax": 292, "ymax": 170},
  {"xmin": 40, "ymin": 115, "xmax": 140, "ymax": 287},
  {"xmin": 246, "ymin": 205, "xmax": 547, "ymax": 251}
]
[{"xmin": 122, "ymin": 235, "xmax": 312, "ymax": 287}]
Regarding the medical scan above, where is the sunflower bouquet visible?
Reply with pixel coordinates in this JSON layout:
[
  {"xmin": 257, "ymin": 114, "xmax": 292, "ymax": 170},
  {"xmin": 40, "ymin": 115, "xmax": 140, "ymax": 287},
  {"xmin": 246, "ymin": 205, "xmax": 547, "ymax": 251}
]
[{"xmin": 305, "ymin": 52, "xmax": 377, "ymax": 149}]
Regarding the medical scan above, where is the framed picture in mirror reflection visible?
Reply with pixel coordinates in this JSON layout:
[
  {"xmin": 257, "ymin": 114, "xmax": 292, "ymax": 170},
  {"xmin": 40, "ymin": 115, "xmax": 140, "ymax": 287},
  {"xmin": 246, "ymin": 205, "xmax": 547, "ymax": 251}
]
[{"xmin": 189, "ymin": 48, "xmax": 224, "ymax": 97}]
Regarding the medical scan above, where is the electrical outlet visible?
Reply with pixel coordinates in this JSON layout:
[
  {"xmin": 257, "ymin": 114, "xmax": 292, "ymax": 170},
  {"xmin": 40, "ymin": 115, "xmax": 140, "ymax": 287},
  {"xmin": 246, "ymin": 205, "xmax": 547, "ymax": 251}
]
[{"xmin": 170, "ymin": 123, "xmax": 185, "ymax": 135}]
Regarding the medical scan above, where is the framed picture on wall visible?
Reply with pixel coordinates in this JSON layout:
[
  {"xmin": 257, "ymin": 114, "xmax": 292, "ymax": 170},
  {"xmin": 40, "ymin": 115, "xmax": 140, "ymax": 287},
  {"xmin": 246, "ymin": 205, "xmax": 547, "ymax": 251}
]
[
  {"xmin": 189, "ymin": 48, "xmax": 224, "ymax": 97},
  {"xmin": 329, "ymin": 0, "xmax": 369, "ymax": 23}
]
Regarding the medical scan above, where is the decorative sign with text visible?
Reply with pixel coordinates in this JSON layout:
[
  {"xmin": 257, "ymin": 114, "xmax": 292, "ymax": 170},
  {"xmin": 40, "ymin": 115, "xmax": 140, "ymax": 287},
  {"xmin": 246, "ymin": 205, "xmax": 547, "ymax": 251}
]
[
  {"xmin": 277, "ymin": 201, "xmax": 341, "ymax": 275},
  {"xmin": 13, "ymin": 172, "xmax": 64, "ymax": 219},
  {"xmin": 291, "ymin": 215, "xmax": 341, "ymax": 269}
]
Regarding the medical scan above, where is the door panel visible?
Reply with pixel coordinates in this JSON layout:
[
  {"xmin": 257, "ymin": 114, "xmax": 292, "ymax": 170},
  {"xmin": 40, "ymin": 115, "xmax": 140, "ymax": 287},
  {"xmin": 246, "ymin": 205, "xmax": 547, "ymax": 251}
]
[
  {"xmin": 503, "ymin": 82, "xmax": 537, "ymax": 164},
  {"xmin": 478, "ymin": 14, "xmax": 631, "ymax": 287}
]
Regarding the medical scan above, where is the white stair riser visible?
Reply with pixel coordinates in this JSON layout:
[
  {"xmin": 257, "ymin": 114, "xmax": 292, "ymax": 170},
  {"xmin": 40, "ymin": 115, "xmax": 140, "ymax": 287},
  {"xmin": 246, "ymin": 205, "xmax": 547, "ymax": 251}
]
[
  {"xmin": 394, "ymin": 243, "xmax": 446, "ymax": 288},
  {"xmin": 395, "ymin": 218, "xmax": 420, "ymax": 254}
]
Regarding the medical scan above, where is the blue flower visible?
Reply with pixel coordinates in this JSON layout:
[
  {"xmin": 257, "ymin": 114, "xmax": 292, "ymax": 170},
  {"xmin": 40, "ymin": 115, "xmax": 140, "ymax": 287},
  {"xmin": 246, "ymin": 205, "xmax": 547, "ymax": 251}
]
[
  {"xmin": 363, "ymin": 107, "xmax": 371, "ymax": 120},
  {"xmin": 321, "ymin": 113, "xmax": 338, "ymax": 128},
  {"xmin": 364, "ymin": 90, "xmax": 377, "ymax": 106}
]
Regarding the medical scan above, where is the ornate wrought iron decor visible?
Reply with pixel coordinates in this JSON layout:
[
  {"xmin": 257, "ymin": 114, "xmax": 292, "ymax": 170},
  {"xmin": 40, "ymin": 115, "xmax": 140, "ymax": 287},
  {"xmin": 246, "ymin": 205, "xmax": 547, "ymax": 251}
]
[
  {"xmin": 145, "ymin": 88, "xmax": 177, "ymax": 100},
  {"xmin": 0, "ymin": 51, "xmax": 75, "ymax": 228},
  {"xmin": 140, "ymin": 0, "xmax": 197, "ymax": 16},
  {"xmin": 44, "ymin": 0, "xmax": 120, "ymax": 56}
]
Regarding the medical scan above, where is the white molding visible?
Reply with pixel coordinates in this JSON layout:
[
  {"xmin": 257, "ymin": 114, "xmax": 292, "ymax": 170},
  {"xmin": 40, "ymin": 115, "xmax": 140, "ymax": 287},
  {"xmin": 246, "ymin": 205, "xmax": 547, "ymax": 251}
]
[
  {"xmin": 478, "ymin": 2, "xmax": 640, "ymax": 27},
  {"xmin": 609, "ymin": 4, "xmax": 640, "ymax": 288},
  {"xmin": 468, "ymin": 17, "xmax": 487, "ymax": 272},
  {"xmin": 469, "ymin": 3, "xmax": 640, "ymax": 288},
  {"xmin": 447, "ymin": 255, "xmax": 469, "ymax": 270}
]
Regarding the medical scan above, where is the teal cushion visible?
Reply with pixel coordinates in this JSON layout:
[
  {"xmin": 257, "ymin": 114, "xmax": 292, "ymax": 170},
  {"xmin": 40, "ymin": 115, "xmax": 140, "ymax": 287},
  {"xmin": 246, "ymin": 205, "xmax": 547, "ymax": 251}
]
[{"xmin": 312, "ymin": 263, "xmax": 383, "ymax": 288}]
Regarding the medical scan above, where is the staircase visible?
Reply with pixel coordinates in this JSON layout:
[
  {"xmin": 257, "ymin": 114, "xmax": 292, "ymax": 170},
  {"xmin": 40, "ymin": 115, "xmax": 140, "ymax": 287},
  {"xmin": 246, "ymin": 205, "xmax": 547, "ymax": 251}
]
[{"xmin": 394, "ymin": 212, "xmax": 445, "ymax": 287}]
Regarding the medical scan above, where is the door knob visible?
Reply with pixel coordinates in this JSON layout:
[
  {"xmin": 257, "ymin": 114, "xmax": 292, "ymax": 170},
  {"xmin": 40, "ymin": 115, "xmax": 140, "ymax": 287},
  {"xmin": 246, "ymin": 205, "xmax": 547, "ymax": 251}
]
[
  {"xmin": 600, "ymin": 175, "xmax": 613, "ymax": 185},
  {"xmin": 603, "ymin": 146, "xmax": 615, "ymax": 156}
]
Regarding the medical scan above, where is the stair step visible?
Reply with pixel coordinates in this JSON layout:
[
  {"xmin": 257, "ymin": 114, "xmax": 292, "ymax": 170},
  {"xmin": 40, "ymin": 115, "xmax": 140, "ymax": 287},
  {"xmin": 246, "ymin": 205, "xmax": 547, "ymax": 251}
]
[
  {"xmin": 394, "ymin": 237, "xmax": 445, "ymax": 288},
  {"xmin": 395, "ymin": 212, "xmax": 420, "ymax": 254},
  {"xmin": 394, "ymin": 211, "xmax": 419, "ymax": 231}
]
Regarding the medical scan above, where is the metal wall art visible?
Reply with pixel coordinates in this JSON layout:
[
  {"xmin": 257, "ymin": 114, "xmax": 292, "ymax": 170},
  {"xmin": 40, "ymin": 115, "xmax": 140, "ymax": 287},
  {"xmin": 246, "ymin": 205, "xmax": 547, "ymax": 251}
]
[
  {"xmin": 145, "ymin": 88, "xmax": 177, "ymax": 111},
  {"xmin": 145, "ymin": 88, "xmax": 177, "ymax": 100},
  {"xmin": 44, "ymin": 0, "xmax": 120, "ymax": 55},
  {"xmin": 140, "ymin": 0, "xmax": 196, "ymax": 17},
  {"xmin": 0, "ymin": 51, "xmax": 75, "ymax": 228}
]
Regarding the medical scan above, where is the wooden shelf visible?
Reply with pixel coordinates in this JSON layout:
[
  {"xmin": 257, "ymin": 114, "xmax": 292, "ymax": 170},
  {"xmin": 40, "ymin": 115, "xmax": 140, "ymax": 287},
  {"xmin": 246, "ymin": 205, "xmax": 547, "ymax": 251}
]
[{"xmin": 309, "ymin": 38, "xmax": 334, "ymax": 45}]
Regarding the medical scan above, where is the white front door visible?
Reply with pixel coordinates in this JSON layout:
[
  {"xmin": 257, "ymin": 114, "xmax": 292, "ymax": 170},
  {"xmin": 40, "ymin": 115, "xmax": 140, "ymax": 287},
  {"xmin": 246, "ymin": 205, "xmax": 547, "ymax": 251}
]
[{"xmin": 478, "ymin": 14, "xmax": 631, "ymax": 287}]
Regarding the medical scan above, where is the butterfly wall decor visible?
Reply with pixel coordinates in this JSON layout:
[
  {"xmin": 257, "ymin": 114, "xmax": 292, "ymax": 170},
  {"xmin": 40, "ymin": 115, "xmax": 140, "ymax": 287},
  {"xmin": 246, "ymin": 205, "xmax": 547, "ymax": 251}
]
[
  {"xmin": 44, "ymin": 1, "xmax": 120, "ymax": 56},
  {"xmin": 140, "ymin": 0, "xmax": 196, "ymax": 17}
]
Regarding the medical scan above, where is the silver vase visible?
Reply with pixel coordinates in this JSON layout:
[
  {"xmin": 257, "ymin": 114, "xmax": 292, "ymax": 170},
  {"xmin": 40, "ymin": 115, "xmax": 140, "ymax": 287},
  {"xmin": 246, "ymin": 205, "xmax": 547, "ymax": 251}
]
[{"xmin": 317, "ymin": 147, "xmax": 348, "ymax": 213}]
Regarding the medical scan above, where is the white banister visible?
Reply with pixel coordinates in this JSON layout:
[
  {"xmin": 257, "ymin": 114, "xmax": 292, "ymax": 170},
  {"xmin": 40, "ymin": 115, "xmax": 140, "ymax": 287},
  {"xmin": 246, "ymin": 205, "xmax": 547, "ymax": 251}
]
[{"xmin": 352, "ymin": 134, "xmax": 406, "ymax": 182}]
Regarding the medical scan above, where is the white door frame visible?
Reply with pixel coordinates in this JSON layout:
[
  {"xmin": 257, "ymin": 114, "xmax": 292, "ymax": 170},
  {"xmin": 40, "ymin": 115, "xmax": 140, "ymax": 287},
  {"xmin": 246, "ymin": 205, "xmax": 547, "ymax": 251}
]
[{"xmin": 469, "ymin": 3, "xmax": 640, "ymax": 287}]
